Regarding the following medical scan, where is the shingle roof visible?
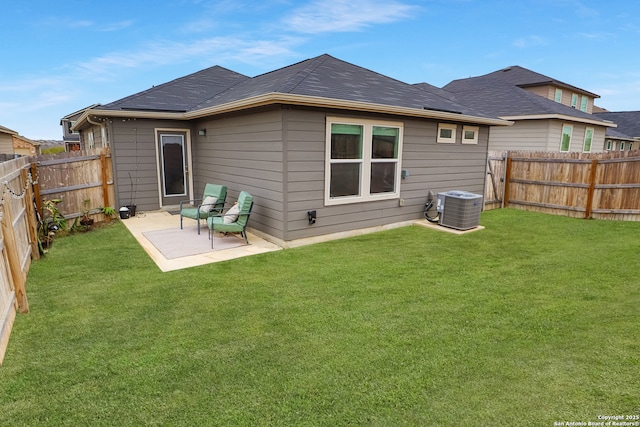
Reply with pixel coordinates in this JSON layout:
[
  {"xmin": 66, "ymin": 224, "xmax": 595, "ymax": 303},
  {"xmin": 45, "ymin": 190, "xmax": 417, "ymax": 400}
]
[
  {"xmin": 99, "ymin": 54, "xmax": 496, "ymax": 120},
  {"xmin": 195, "ymin": 54, "xmax": 491, "ymax": 117},
  {"xmin": 101, "ymin": 66, "xmax": 249, "ymax": 112},
  {"xmin": 442, "ymin": 65, "xmax": 601, "ymax": 120},
  {"xmin": 593, "ymin": 111, "xmax": 640, "ymax": 138},
  {"xmin": 446, "ymin": 65, "xmax": 599, "ymax": 98}
]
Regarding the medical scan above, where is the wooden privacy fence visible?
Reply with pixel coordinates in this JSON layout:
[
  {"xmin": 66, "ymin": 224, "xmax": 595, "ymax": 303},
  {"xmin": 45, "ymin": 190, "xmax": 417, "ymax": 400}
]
[
  {"xmin": 0, "ymin": 149, "xmax": 114, "ymax": 364},
  {"xmin": 485, "ymin": 150, "xmax": 640, "ymax": 221},
  {"xmin": 36, "ymin": 149, "xmax": 115, "ymax": 224},
  {"xmin": 0, "ymin": 156, "xmax": 35, "ymax": 364}
]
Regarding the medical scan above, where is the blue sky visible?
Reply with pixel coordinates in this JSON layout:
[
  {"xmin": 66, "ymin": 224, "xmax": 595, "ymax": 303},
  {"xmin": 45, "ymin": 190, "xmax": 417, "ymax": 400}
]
[{"xmin": 1, "ymin": 0, "xmax": 639, "ymax": 140}]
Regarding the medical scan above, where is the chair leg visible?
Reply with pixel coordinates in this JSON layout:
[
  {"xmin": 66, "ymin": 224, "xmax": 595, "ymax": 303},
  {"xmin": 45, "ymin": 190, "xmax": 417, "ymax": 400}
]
[
  {"xmin": 197, "ymin": 219, "xmax": 200, "ymax": 235},
  {"xmin": 211, "ymin": 228, "xmax": 214, "ymax": 248},
  {"xmin": 180, "ymin": 214, "xmax": 183, "ymax": 230}
]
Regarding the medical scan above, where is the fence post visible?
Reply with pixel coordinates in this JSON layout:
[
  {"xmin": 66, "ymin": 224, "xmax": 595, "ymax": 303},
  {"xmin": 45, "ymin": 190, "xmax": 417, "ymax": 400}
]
[
  {"xmin": 100, "ymin": 152, "xmax": 110, "ymax": 208},
  {"xmin": 503, "ymin": 154, "xmax": 512, "ymax": 208},
  {"xmin": 21, "ymin": 168, "xmax": 40, "ymax": 260},
  {"xmin": 1, "ymin": 204, "xmax": 29, "ymax": 313},
  {"xmin": 31, "ymin": 162, "xmax": 42, "ymax": 216},
  {"xmin": 585, "ymin": 159, "xmax": 598, "ymax": 219}
]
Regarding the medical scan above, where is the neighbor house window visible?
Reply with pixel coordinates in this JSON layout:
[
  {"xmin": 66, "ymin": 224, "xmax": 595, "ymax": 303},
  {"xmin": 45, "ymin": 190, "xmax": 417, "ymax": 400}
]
[
  {"xmin": 101, "ymin": 126, "xmax": 109, "ymax": 147},
  {"xmin": 326, "ymin": 117, "xmax": 403, "ymax": 205},
  {"xmin": 87, "ymin": 130, "xmax": 95, "ymax": 149},
  {"xmin": 461, "ymin": 126, "xmax": 479, "ymax": 144},
  {"xmin": 554, "ymin": 88, "xmax": 563, "ymax": 103},
  {"xmin": 560, "ymin": 125, "xmax": 573, "ymax": 152},
  {"xmin": 620, "ymin": 142, "xmax": 625, "ymax": 151},
  {"xmin": 630, "ymin": 143, "xmax": 634, "ymax": 151},
  {"xmin": 580, "ymin": 96, "xmax": 588, "ymax": 112},
  {"xmin": 571, "ymin": 94, "xmax": 578, "ymax": 108},
  {"xmin": 606, "ymin": 140, "xmax": 612, "ymax": 151},
  {"xmin": 583, "ymin": 127, "xmax": 594, "ymax": 152},
  {"xmin": 437, "ymin": 123, "xmax": 457, "ymax": 143}
]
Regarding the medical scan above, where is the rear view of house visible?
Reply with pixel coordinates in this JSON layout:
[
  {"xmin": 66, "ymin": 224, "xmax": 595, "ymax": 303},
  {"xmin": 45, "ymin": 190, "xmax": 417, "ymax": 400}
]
[{"xmin": 70, "ymin": 54, "xmax": 510, "ymax": 246}]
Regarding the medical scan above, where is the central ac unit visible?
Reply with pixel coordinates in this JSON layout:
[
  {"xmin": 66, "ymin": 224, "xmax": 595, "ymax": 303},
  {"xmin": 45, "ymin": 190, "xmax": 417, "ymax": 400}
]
[{"xmin": 436, "ymin": 191, "xmax": 483, "ymax": 230}]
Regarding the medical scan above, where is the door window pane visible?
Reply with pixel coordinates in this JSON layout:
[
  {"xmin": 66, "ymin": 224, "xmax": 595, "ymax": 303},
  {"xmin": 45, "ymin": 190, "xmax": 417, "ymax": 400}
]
[{"xmin": 162, "ymin": 135, "xmax": 186, "ymax": 196}]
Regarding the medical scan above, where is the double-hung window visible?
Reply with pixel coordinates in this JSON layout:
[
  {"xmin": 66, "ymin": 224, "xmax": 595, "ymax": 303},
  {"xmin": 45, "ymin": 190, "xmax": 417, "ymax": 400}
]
[
  {"xmin": 560, "ymin": 125, "xmax": 573, "ymax": 152},
  {"xmin": 554, "ymin": 89, "xmax": 563, "ymax": 103},
  {"xmin": 326, "ymin": 117, "xmax": 403, "ymax": 205},
  {"xmin": 582, "ymin": 127, "xmax": 594, "ymax": 152},
  {"xmin": 580, "ymin": 96, "xmax": 588, "ymax": 112}
]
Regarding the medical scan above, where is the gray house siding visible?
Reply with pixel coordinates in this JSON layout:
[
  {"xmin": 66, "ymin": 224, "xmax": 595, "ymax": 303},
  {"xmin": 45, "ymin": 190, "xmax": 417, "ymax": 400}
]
[
  {"xmin": 282, "ymin": 109, "xmax": 490, "ymax": 242},
  {"xmin": 105, "ymin": 106, "xmax": 490, "ymax": 244},
  {"xmin": 109, "ymin": 119, "xmax": 194, "ymax": 212},
  {"xmin": 194, "ymin": 108, "xmax": 285, "ymax": 239}
]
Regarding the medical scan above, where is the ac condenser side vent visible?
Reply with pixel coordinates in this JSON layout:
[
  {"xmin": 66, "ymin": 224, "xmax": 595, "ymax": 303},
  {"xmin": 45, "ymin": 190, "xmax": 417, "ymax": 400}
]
[{"xmin": 437, "ymin": 191, "xmax": 483, "ymax": 230}]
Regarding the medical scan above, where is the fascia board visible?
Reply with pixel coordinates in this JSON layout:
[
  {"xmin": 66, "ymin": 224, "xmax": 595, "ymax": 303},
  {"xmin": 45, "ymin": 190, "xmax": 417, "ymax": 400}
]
[
  {"xmin": 74, "ymin": 93, "xmax": 513, "ymax": 129},
  {"xmin": 186, "ymin": 93, "xmax": 513, "ymax": 126},
  {"xmin": 499, "ymin": 114, "xmax": 617, "ymax": 128}
]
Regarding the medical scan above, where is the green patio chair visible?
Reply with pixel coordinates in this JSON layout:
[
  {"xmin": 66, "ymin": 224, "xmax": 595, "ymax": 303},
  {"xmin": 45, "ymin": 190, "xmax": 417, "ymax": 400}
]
[
  {"xmin": 180, "ymin": 184, "xmax": 227, "ymax": 235},
  {"xmin": 207, "ymin": 191, "xmax": 254, "ymax": 248}
]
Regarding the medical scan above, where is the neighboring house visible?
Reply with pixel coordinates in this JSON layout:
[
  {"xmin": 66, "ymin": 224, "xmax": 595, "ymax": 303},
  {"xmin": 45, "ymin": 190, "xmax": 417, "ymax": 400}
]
[
  {"xmin": 60, "ymin": 104, "xmax": 100, "ymax": 151},
  {"xmin": 440, "ymin": 66, "xmax": 615, "ymax": 153},
  {"xmin": 12, "ymin": 134, "xmax": 41, "ymax": 156},
  {"xmin": 0, "ymin": 125, "xmax": 18, "ymax": 155},
  {"xmin": 593, "ymin": 111, "xmax": 640, "ymax": 152},
  {"xmin": 71, "ymin": 54, "xmax": 509, "ymax": 245}
]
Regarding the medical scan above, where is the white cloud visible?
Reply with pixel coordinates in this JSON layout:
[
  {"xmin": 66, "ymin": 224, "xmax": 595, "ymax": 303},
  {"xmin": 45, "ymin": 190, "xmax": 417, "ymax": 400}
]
[
  {"xmin": 513, "ymin": 35, "xmax": 547, "ymax": 49},
  {"xmin": 284, "ymin": 0, "xmax": 418, "ymax": 34},
  {"xmin": 70, "ymin": 35, "xmax": 302, "ymax": 78}
]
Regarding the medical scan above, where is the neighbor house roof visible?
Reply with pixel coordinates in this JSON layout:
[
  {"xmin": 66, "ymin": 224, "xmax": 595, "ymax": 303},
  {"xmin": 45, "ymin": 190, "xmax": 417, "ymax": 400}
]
[
  {"xmin": 0, "ymin": 125, "xmax": 18, "ymax": 136},
  {"xmin": 74, "ymin": 54, "xmax": 511, "ymax": 129},
  {"xmin": 441, "ymin": 65, "xmax": 611, "ymax": 127},
  {"xmin": 593, "ymin": 111, "xmax": 640, "ymax": 139}
]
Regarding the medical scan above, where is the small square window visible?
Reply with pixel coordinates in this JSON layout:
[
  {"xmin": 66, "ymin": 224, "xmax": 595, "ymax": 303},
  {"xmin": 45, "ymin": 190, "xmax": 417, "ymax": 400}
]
[
  {"xmin": 462, "ymin": 126, "xmax": 479, "ymax": 144},
  {"xmin": 437, "ymin": 123, "xmax": 457, "ymax": 143}
]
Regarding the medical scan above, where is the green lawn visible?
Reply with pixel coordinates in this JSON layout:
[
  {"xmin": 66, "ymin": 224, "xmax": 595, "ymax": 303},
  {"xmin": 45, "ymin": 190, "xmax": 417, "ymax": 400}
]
[{"xmin": 1, "ymin": 209, "xmax": 638, "ymax": 426}]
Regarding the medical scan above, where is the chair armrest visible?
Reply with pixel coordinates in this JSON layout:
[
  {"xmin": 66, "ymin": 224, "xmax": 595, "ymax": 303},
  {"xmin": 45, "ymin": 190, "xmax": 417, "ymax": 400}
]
[{"xmin": 179, "ymin": 198, "xmax": 203, "ymax": 209}]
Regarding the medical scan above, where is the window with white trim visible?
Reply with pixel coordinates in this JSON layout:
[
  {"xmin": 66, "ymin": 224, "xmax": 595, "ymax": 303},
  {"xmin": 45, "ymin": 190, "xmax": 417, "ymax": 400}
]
[
  {"xmin": 560, "ymin": 125, "xmax": 572, "ymax": 152},
  {"xmin": 461, "ymin": 126, "xmax": 479, "ymax": 144},
  {"xmin": 582, "ymin": 127, "xmax": 593, "ymax": 152},
  {"xmin": 437, "ymin": 123, "xmax": 457, "ymax": 143},
  {"xmin": 606, "ymin": 140, "xmax": 612, "ymax": 151},
  {"xmin": 580, "ymin": 96, "xmax": 588, "ymax": 112},
  {"xmin": 325, "ymin": 117, "xmax": 403, "ymax": 205},
  {"xmin": 554, "ymin": 88, "xmax": 563, "ymax": 103},
  {"xmin": 620, "ymin": 142, "xmax": 625, "ymax": 151},
  {"xmin": 571, "ymin": 94, "xmax": 578, "ymax": 108},
  {"xmin": 630, "ymin": 143, "xmax": 634, "ymax": 151}
]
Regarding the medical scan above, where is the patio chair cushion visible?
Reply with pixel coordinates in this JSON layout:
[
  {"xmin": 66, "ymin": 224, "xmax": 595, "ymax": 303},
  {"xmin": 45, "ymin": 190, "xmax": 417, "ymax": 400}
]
[
  {"xmin": 199, "ymin": 196, "xmax": 218, "ymax": 214},
  {"xmin": 223, "ymin": 203, "xmax": 240, "ymax": 224}
]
